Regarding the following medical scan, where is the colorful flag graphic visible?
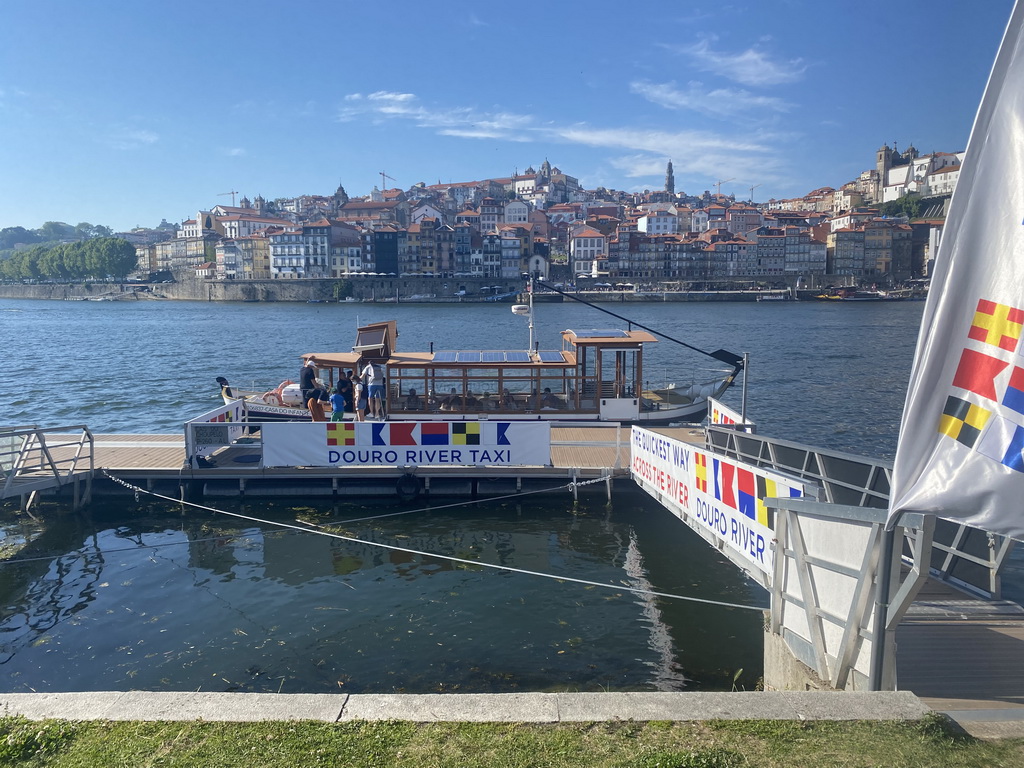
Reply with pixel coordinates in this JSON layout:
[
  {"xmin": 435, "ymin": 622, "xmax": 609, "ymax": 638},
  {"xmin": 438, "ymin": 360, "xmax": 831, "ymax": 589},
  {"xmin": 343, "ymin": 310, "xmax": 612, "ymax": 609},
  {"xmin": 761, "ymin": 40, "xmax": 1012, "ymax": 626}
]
[
  {"xmin": 327, "ymin": 422, "xmax": 356, "ymax": 446},
  {"xmin": 737, "ymin": 468, "xmax": 756, "ymax": 520},
  {"xmin": 952, "ymin": 348, "xmax": 1009, "ymax": 401},
  {"xmin": 1002, "ymin": 366, "xmax": 1024, "ymax": 416},
  {"xmin": 713, "ymin": 458, "xmax": 737, "ymax": 509},
  {"xmin": 978, "ymin": 415, "xmax": 1024, "ymax": 473},
  {"xmin": 451, "ymin": 422, "xmax": 481, "ymax": 445},
  {"xmin": 938, "ymin": 395, "xmax": 991, "ymax": 448},
  {"xmin": 420, "ymin": 423, "xmax": 449, "ymax": 445},
  {"xmin": 968, "ymin": 298, "xmax": 1024, "ymax": 351},
  {"xmin": 694, "ymin": 453, "xmax": 707, "ymax": 492},
  {"xmin": 388, "ymin": 423, "xmax": 417, "ymax": 446},
  {"xmin": 755, "ymin": 476, "xmax": 777, "ymax": 528},
  {"xmin": 496, "ymin": 423, "xmax": 512, "ymax": 446}
]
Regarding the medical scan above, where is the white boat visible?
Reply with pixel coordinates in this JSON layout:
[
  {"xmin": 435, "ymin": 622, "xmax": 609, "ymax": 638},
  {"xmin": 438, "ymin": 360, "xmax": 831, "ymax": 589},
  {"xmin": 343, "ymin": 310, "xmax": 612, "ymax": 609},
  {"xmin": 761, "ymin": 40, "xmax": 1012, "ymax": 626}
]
[{"xmin": 219, "ymin": 318, "xmax": 742, "ymax": 425}]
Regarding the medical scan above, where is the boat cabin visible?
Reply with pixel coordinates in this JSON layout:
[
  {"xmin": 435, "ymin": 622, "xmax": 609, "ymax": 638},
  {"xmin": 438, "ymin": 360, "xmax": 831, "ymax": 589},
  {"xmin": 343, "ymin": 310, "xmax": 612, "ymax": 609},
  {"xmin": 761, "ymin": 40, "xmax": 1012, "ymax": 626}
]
[{"xmin": 303, "ymin": 321, "xmax": 655, "ymax": 421}]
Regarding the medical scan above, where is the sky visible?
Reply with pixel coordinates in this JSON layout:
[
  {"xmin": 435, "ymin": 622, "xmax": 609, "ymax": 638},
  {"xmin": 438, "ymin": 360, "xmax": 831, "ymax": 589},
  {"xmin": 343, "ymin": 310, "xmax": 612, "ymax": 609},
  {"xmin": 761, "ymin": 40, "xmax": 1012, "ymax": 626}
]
[{"xmin": 0, "ymin": 0, "xmax": 1016, "ymax": 233}]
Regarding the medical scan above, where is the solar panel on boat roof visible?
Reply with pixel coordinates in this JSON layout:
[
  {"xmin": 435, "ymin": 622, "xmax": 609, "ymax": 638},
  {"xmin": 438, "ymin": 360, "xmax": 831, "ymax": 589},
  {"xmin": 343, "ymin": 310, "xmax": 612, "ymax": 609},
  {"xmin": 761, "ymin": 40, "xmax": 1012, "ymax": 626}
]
[
  {"xmin": 569, "ymin": 329, "xmax": 629, "ymax": 338},
  {"xmin": 482, "ymin": 351, "xmax": 506, "ymax": 363},
  {"xmin": 504, "ymin": 351, "xmax": 531, "ymax": 363},
  {"xmin": 457, "ymin": 351, "xmax": 482, "ymax": 363},
  {"xmin": 537, "ymin": 351, "xmax": 565, "ymax": 363},
  {"xmin": 433, "ymin": 351, "xmax": 458, "ymax": 363}
]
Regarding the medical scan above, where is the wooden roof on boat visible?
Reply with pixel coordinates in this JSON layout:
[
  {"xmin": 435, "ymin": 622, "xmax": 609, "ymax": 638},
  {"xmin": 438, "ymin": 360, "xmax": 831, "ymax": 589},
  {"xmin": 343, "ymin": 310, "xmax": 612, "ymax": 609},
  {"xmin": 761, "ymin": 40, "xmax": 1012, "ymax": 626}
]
[
  {"xmin": 562, "ymin": 328, "xmax": 657, "ymax": 345},
  {"xmin": 301, "ymin": 350, "xmax": 578, "ymax": 369}
]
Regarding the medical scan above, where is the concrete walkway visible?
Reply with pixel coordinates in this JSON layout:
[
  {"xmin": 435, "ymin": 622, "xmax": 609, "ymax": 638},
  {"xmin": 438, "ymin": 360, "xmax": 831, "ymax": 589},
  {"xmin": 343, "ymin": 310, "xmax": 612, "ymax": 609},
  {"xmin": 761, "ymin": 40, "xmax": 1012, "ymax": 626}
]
[{"xmin": 0, "ymin": 691, "xmax": 928, "ymax": 724}]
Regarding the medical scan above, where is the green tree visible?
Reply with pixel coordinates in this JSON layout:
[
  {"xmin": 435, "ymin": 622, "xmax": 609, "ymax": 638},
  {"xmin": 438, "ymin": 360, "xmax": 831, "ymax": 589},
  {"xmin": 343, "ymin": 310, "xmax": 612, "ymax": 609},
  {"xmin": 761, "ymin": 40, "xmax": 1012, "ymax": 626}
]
[
  {"xmin": 36, "ymin": 221, "xmax": 76, "ymax": 241},
  {"xmin": 0, "ymin": 227, "xmax": 40, "ymax": 250}
]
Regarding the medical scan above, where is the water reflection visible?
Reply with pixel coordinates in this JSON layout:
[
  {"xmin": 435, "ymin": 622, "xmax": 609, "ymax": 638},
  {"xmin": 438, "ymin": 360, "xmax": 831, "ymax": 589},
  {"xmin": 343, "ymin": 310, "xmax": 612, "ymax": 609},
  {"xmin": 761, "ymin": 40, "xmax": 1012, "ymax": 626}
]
[{"xmin": 0, "ymin": 491, "xmax": 767, "ymax": 693}]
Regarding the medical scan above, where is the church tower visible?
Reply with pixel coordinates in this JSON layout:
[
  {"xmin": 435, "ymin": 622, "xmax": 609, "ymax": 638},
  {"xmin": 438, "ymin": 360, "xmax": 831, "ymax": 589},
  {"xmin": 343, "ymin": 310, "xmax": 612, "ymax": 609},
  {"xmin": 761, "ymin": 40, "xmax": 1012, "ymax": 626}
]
[{"xmin": 665, "ymin": 160, "xmax": 675, "ymax": 195}]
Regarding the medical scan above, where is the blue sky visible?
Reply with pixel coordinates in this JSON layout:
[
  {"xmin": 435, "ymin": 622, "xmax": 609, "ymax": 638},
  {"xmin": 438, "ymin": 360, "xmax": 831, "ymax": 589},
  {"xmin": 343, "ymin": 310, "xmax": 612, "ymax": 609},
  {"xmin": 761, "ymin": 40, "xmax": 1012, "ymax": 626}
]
[{"xmin": 0, "ymin": 0, "xmax": 1015, "ymax": 233}]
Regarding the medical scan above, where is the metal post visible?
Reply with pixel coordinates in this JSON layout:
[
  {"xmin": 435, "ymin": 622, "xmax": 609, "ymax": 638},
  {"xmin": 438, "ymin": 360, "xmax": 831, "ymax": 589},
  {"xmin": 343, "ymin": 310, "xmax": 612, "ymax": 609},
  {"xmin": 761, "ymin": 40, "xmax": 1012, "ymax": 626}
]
[
  {"xmin": 869, "ymin": 513, "xmax": 899, "ymax": 691},
  {"xmin": 741, "ymin": 352, "xmax": 749, "ymax": 422}
]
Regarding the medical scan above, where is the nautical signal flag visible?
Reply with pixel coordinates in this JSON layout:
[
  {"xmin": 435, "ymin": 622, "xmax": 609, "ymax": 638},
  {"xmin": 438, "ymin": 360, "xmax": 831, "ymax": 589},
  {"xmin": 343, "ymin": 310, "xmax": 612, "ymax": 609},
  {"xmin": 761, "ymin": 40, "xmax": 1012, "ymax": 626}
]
[
  {"xmin": 327, "ymin": 422, "xmax": 356, "ymax": 446},
  {"xmin": 938, "ymin": 395, "xmax": 991, "ymax": 448},
  {"xmin": 420, "ymin": 422, "xmax": 449, "ymax": 445},
  {"xmin": 451, "ymin": 422, "xmax": 481, "ymax": 445},
  {"xmin": 968, "ymin": 298, "xmax": 1024, "ymax": 351},
  {"xmin": 737, "ymin": 468, "xmax": 756, "ymax": 520},
  {"xmin": 694, "ymin": 453, "xmax": 708, "ymax": 493},
  {"xmin": 890, "ymin": 1, "xmax": 1024, "ymax": 539},
  {"xmin": 713, "ymin": 458, "xmax": 737, "ymax": 509}
]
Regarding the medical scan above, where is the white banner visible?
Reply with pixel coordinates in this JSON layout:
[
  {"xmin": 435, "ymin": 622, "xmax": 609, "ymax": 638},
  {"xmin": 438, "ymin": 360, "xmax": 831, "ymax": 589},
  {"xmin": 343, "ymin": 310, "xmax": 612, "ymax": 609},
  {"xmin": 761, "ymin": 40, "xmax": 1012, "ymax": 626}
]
[
  {"xmin": 630, "ymin": 427, "xmax": 808, "ymax": 575},
  {"xmin": 185, "ymin": 400, "xmax": 246, "ymax": 459},
  {"xmin": 889, "ymin": 3, "xmax": 1024, "ymax": 538},
  {"xmin": 262, "ymin": 421, "xmax": 551, "ymax": 468},
  {"xmin": 709, "ymin": 397, "xmax": 754, "ymax": 432}
]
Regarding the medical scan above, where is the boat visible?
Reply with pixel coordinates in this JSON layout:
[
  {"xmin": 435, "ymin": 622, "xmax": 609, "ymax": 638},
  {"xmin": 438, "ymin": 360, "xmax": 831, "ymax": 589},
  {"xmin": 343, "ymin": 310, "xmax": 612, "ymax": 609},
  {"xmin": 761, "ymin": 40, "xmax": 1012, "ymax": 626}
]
[
  {"xmin": 814, "ymin": 288, "xmax": 903, "ymax": 302},
  {"xmin": 756, "ymin": 291, "xmax": 794, "ymax": 302},
  {"xmin": 218, "ymin": 285, "xmax": 745, "ymax": 425}
]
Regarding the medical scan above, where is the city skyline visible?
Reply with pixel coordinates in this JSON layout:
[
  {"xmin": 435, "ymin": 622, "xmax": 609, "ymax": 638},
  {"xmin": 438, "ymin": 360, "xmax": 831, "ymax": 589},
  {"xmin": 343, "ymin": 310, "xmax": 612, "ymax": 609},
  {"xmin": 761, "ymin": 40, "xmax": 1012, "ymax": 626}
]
[{"xmin": 0, "ymin": 0, "xmax": 1014, "ymax": 232}]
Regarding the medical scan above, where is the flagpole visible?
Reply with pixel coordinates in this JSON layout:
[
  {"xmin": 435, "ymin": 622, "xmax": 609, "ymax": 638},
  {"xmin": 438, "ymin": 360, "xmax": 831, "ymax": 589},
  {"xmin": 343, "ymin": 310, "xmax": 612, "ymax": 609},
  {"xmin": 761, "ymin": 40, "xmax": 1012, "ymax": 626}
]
[{"xmin": 868, "ymin": 514, "xmax": 899, "ymax": 690}]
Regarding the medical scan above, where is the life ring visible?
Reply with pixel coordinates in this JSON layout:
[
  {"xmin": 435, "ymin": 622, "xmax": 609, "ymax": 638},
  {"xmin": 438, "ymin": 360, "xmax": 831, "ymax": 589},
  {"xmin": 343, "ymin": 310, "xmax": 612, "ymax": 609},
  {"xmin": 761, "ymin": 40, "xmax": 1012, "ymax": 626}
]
[{"xmin": 263, "ymin": 391, "xmax": 282, "ymax": 406}]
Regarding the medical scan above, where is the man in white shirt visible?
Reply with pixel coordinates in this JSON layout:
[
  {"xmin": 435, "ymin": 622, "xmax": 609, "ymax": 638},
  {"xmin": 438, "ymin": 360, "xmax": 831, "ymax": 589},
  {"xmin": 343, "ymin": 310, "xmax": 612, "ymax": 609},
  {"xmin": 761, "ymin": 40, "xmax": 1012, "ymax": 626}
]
[{"xmin": 361, "ymin": 361, "xmax": 385, "ymax": 419}]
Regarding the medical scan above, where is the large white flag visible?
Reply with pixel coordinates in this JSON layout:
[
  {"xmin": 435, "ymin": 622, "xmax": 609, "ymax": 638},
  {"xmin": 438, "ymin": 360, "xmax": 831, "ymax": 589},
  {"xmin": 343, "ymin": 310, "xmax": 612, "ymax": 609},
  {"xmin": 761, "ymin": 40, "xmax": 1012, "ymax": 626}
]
[{"xmin": 889, "ymin": 2, "xmax": 1024, "ymax": 539}]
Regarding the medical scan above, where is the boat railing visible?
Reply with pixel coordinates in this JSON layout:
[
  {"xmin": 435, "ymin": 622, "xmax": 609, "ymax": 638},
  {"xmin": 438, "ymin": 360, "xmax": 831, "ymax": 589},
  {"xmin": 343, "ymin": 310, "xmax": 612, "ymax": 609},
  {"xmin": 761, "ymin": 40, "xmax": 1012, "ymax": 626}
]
[
  {"xmin": 0, "ymin": 425, "xmax": 94, "ymax": 510},
  {"xmin": 706, "ymin": 425, "xmax": 1015, "ymax": 600}
]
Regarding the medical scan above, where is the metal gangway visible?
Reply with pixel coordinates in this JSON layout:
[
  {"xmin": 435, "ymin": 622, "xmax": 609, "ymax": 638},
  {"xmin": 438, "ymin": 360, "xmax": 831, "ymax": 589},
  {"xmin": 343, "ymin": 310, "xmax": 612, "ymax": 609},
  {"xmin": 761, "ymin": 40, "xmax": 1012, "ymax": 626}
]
[
  {"xmin": 0, "ymin": 425, "xmax": 94, "ymax": 511},
  {"xmin": 705, "ymin": 425, "xmax": 1021, "ymax": 697}
]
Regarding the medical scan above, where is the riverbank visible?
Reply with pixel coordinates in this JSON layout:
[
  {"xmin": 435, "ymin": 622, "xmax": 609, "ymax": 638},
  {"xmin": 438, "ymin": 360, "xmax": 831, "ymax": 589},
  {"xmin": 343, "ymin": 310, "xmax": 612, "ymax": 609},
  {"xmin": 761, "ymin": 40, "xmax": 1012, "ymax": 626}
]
[
  {"xmin": 0, "ymin": 278, "xmax": 817, "ymax": 303},
  {"xmin": 3, "ymin": 694, "xmax": 1021, "ymax": 766}
]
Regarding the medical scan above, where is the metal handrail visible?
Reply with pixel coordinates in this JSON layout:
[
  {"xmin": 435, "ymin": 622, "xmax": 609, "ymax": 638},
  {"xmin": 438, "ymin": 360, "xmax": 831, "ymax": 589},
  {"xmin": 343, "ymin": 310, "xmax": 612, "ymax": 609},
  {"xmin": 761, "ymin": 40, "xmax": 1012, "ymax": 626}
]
[
  {"xmin": 0, "ymin": 425, "xmax": 94, "ymax": 504},
  {"xmin": 707, "ymin": 425, "xmax": 1014, "ymax": 599}
]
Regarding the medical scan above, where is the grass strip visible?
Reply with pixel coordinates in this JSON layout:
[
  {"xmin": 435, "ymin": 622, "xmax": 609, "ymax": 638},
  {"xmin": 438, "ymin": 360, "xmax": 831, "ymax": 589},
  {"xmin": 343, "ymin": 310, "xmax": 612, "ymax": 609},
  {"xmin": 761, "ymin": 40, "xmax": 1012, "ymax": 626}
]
[{"xmin": 1, "ymin": 714, "xmax": 1022, "ymax": 767}]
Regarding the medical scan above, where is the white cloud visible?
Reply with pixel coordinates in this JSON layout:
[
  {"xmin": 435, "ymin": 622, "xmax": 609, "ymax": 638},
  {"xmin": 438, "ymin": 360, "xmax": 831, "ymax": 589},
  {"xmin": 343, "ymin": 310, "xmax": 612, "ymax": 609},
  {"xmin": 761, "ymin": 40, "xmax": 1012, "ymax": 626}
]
[
  {"xmin": 335, "ymin": 90, "xmax": 788, "ymax": 188},
  {"xmin": 683, "ymin": 40, "xmax": 806, "ymax": 86},
  {"xmin": 226, "ymin": 147, "xmax": 246, "ymax": 157},
  {"xmin": 106, "ymin": 128, "xmax": 159, "ymax": 150},
  {"xmin": 630, "ymin": 80, "xmax": 792, "ymax": 118}
]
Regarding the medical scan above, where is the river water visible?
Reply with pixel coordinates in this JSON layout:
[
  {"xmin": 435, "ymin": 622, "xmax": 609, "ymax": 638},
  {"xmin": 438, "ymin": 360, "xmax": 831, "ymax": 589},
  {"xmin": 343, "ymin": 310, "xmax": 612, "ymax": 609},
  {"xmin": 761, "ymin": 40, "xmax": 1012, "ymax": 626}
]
[{"xmin": 0, "ymin": 297, "xmax": 927, "ymax": 693}]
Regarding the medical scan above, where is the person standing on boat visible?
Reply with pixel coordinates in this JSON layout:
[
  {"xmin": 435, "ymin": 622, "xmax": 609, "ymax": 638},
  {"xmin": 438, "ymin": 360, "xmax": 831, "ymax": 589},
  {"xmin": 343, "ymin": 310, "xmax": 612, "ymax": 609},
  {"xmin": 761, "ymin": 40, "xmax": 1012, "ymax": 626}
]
[
  {"xmin": 329, "ymin": 386, "xmax": 347, "ymax": 422},
  {"xmin": 336, "ymin": 370, "xmax": 354, "ymax": 413},
  {"xmin": 361, "ymin": 360, "xmax": 385, "ymax": 420},
  {"xmin": 300, "ymin": 358, "xmax": 327, "ymax": 420},
  {"xmin": 353, "ymin": 376, "xmax": 367, "ymax": 422}
]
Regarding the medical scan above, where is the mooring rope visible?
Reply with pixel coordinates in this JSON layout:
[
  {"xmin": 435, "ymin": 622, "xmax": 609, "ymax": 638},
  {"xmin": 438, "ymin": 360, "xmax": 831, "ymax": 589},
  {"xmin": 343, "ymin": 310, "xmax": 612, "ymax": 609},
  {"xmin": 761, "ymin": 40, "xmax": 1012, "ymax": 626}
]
[{"xmin": 32, "ymin": 469, "xmax": 766, "ymax": 613}]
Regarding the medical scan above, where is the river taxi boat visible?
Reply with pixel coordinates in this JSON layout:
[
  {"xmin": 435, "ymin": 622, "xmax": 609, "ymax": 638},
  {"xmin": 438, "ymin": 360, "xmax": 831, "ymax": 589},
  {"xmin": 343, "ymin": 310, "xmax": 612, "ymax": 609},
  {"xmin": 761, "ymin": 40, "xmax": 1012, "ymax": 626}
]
[{"xmin": 219, "ymin": 319, "xmax": 742, "ymax": 425}]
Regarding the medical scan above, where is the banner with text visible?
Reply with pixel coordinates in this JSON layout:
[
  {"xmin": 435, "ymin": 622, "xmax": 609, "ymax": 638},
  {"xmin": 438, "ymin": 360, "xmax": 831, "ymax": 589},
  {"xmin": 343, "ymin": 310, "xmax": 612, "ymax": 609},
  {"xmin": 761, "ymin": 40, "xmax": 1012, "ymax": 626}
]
[
  {"xmin": 630, "ymin": 426, "xmax": 808, "ymax": 575},
  {"xmin": 263, "ymin": 421, "xmax": 551, "ymax": 468},
  {"xmin": 709, "ymin": 398, "xmax": 754, "ymax": 433}
]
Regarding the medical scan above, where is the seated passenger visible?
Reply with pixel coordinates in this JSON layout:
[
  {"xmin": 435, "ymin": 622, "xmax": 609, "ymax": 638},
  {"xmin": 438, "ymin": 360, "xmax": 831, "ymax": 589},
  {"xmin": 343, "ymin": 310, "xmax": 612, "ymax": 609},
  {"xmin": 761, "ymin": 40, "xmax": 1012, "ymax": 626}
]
[
  {"xmin": 440, "ymin": 387, "xmax": 461, "ymax": 410},
  {"xmin": 541, "ymin": 387, "xmax": 561, "ymax": 408},
  {"xmin": 501, "ymin": 389, "xmax": 516, "ymax": 409},
  {"xmin": 404, "ymin": 388, "xmax": 422, "ymax": 409}
]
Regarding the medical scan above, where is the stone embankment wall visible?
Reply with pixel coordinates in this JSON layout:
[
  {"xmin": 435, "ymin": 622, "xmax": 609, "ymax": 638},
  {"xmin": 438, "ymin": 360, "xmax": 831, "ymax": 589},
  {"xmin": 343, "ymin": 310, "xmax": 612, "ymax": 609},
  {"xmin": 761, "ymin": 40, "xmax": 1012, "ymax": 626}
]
[{"xmin": 0, "ymin": 276, "xmax": 521, "ymax": 303}]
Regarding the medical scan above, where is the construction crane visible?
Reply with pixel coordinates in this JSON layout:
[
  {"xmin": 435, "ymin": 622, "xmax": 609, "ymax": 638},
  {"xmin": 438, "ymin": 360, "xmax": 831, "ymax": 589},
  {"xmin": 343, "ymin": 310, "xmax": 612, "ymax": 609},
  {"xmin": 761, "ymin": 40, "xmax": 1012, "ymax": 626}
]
[
  {"xmin": 379, "ymin": 171, "xmax": 396, "ymax": 189},
  {"xmin": 748, "ymin": 184, "xmax": 762, "ymax": 203},
  {"xmin": 713, "ymin": 178, "xmax": 734, "ymax": 196},
  {"xmin": 218, "ymin": 190, "xmax": 240, "ymax": 206}
]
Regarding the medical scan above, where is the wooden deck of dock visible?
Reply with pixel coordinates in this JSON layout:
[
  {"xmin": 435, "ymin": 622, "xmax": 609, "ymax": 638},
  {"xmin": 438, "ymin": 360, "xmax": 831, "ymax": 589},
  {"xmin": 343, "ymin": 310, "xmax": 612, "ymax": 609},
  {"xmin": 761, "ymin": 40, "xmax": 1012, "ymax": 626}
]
[{"xmin": 896, "ymin": 577, "xmax": 1024, "ymax": 714}]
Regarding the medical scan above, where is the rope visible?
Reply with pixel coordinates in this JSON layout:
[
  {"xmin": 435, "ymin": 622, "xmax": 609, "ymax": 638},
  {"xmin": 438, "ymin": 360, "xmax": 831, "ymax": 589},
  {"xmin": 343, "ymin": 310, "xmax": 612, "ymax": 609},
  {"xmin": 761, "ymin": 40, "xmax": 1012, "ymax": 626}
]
[{"xmin": 84, "ymin": 470, "xmax": 764, "ymax": 612}]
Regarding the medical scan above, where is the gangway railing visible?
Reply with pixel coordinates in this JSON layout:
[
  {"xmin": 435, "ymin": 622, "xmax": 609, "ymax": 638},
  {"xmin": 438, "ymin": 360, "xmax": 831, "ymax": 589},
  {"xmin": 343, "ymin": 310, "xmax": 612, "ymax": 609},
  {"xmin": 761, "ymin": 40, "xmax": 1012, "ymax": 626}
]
[
  {"xmin": 764, "ymin": 496, "xmax": 933, "ymax": 691},
  {"xmin": 707, "ymin": 425, "xmax": 1015, "ymax": 600},
  {"xmin": 0, "ymin": 425, "xmax": 94, "ymax": 511}
]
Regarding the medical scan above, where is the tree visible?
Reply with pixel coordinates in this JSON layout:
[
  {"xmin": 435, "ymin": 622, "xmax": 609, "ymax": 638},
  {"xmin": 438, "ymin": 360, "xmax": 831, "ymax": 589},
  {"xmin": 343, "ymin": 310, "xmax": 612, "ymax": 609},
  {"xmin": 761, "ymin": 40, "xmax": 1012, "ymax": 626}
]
[
  {"xmin": 0, "ymin": 226, "xmax": 40, "ymax": 250},
  {"xmin": 37, "ymin": 221, "xmax": 76, "ymax": 241}
]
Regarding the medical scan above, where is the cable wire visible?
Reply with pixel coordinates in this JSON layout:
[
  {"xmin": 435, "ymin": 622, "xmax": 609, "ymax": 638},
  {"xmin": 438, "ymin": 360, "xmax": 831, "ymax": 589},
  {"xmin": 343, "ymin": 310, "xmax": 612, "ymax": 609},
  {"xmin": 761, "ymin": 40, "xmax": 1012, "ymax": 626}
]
[{"xmin": 87, "ymin": 470, "xmax": 764, "ymax": 612}]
